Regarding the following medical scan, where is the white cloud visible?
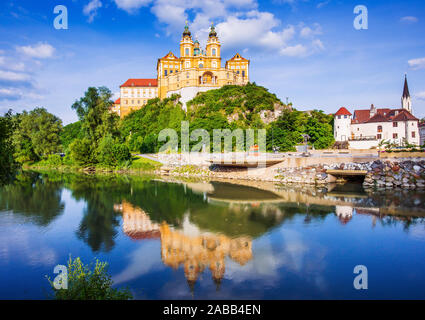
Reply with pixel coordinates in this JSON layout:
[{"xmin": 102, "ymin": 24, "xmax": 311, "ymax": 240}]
[
  {"xmin": 408, "ymin": 57, "xmax": 425, "ymax": 70},
  {"xmin": 300, "ymin": 23, "xmax": 322, "ymax": 38},
  {"xmin": 317, "ymin": 1, "xmax": 330, "ymax": 9},
  {"xmin": 416, "ymin": 92, "xmax": 425, "ymax": 101},
  {"xmin": 0, "ymin": 56, "xmax": 5, "ymax": 65},
  {"xmin": 114, "ymin": 0, "xmax": 152, "ymax": 13},
  {"xmin": 17, "ymin": 42, "xmax": 55, "ymax": 59},
  {"xmin": 280, "ymin": 44, "xmax": 307, "ymax": 57},
  {"xmin": 400, "ymin": 16, "xmax": 418, "ymax": 23},
  {"xmin": 0, "ymin": 70, "xmax": 31, "ymax": 82},
  {"xmin": 83, "ymin": 0, "xmax": 103, "ymax": 23}
]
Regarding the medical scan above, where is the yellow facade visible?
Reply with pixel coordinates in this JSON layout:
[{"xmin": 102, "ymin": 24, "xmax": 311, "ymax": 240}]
[
  {"xmin": 118, "ymin": 79, "xmax": 158, "ymax": 118},
  {"xmin": 113, "ymin": 23, "xmax": 250, "ymax": 118},
  {"xmin": 157, "ymin": 23, "xmax": 250, "ymax": 100}
]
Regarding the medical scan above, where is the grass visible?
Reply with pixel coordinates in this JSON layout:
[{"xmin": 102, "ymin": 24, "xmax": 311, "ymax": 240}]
[{"xmin": 130, "ymin": 155, "xmax": 162, "ymax": 171}]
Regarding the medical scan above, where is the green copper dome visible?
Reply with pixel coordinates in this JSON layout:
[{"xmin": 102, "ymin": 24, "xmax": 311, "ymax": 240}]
[
  {"xmin": 209, "ymin": 23, "xmax": 217, "ymax": 38},
  {"xmin": 183, "ymin": 22, "xmax": 191, "ymax": 37}
]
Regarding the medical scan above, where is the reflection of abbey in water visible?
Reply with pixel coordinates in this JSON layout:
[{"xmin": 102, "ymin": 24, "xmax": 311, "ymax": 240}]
[{"xmin": 115, "ymin": 201, "xmax": 252, "ymax": 289}]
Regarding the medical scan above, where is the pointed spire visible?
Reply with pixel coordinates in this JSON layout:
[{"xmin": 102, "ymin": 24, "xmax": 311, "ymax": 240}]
[{"xmin": 403, "ymin": 73, "xmax": 410, "ymax": 98}]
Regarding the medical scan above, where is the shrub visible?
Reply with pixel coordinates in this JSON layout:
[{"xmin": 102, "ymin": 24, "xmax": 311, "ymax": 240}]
[
  {"xmin": 47, "ymin": 256, "xmax": 132, "ymax": 300},
  {"xmin": 44, "ymin": 154, "xmax": 62, "ymax": 167},
  {"xmin": 69, "ymin": 138, "xmax": 94, "ymax": 165},
  {"xmin": 112, "ymin": 144, "xmax": 131, "ymax": 163}
]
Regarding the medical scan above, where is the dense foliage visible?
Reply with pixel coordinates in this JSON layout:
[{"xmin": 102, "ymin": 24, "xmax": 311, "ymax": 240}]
[
  {"xmin": 47, "ymin": 256, "xmax": 132, "ymax": 300},
  {"xmin": 69, "ymin": 87, "xmax": 131, "ymax": 166},
  {"xmin": 60, "ymin": 121, "xmax": 83, "ymax": 150},
  {"xmin": 0, "ymin": 110, "xmax": 18, "ymax": 184},
  {"xmin": 120, "ymin": 95, "xmax": 186, "ymax": 153},
  {"xmin": 119, "ymin": 84, "xmax": 334, "ymax": 153},
  {"xmin": 3, "ymin": 84, "xmax": 335, "ymax": 173},
  {"xmin": 12, "ymin": 107, "xmax": 63, "ymax": 163},
  {"xmin": 187, "ymin": 82, "xmax": 285, "ymax": 128}
]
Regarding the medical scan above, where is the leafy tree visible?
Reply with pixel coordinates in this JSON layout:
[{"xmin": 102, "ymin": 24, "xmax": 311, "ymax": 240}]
[
  {"xmin": 61, "ymin": 121, "xmax": 83, "ymax": 150},
  {"xmin": 70, "ymin": 87, "xmax": 120, "ymax": 164},
  {"xmin": 72, "ymin": 87, "xmax": 119, "ymax": 142},
  {"xmin": 12, "ymin": 108, "xmax": 62, "ymax": 162},
  {"xmin": 0, "ymin": 110, "xmax": 18, "ymax": 184}
]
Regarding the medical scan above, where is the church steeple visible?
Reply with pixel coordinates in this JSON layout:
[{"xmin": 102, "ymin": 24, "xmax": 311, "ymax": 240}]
[{"xmin": 402, "ymin": 74, "xmax": 412, "ymax": 113}]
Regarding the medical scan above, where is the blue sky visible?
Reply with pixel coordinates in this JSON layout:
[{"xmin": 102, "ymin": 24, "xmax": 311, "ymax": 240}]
[{"xmin": 0, "ymin": 0, "xmax": 424, "ymax": 124}]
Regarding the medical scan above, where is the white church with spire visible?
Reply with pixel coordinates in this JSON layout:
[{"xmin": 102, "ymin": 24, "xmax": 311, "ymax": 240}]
[{"xmin": 334, "ymin": 75, "xmax": 420, "ymax": 149}]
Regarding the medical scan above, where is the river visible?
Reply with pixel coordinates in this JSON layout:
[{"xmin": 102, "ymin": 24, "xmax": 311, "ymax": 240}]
[{"xmin": 0, "ymin": 171, "xmax": 424, "ymax": 299}]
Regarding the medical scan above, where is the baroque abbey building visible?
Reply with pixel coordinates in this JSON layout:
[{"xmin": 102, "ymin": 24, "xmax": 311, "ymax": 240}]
[{"xmin": 113, "ymin": 23, "xmax": 250, "ymax": 118}]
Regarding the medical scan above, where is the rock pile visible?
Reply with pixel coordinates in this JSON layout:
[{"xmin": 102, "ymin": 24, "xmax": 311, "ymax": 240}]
[{"xmin": 363, "ymin": 160, "xmax": 425, "ymax": 189}]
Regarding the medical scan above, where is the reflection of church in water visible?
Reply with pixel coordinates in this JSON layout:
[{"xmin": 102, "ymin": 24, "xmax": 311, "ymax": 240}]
[{"xmin": 114, "ymin": 201, "xmax": 252, "ymax": 290}]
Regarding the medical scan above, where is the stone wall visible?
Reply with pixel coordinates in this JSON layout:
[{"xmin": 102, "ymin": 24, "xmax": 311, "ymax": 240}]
[{"xmin": 363, "ymin": 160, "xmax": 425, "ymax": 189}]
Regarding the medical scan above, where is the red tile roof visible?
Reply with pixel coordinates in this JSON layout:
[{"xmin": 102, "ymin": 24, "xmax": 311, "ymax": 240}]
[
  {"xmin": 353, "ymin": 108, "xmax": 418, "ymax": 124},
  {"xmin": 335, "ymin": 107, "xmax": 352, "ymax": 116},
  {"xmin": 120, "ymin": 78, "xmax": 158, "ymax": 88},
  {"xmin": 114, "ymin": 98, "xmax": 120, "ymax": 104}
]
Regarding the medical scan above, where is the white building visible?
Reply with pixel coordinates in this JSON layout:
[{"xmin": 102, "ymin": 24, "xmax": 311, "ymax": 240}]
[
  {"xmin": 334, "ymin": 76, "xmax": 420, "ymax": 149},
  {"xmin": 420, "ymin": 123, "xmax": 425, "ymax": 146}
]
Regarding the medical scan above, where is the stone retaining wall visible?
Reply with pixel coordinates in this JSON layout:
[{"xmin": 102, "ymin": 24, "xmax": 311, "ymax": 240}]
[{"xmin": 363, "ymin": 160, "xmax": 425, "ymax": 189}]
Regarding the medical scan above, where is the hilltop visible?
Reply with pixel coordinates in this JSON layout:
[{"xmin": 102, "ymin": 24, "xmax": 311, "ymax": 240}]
[{"xmin": 186, "ymin": 83, "xmax": 291, "ymax": 127}]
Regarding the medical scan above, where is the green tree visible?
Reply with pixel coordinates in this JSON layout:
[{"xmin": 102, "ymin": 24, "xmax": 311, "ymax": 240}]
[
  {"xmin": 61, "ymin": 121, "xmax": 83, "ymax": 150},
  {"xmin": 0, "ymin": 110, "xmax": 18, "ymax": 184},
  {"xmin": 70, "ymin": 87, "xmax": 120, "ymax": 164},
  {"xmin": 12, "ymin": 108, "xmax": 62, "ymax": 162}
]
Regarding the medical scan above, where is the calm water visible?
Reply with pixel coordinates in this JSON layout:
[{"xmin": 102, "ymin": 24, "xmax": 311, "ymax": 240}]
[{"xmin": 0, "ymin": 171, "xmax": 424, "ymax": 300}]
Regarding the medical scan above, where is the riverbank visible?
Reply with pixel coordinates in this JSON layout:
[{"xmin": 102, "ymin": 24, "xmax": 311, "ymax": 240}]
[{"xmin": 25, "ymin": 153, "xmax": 425, "ymax": 190}]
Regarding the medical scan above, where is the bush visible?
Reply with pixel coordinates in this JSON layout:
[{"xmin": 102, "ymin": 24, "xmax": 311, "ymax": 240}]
[
  {"xmin": 69, "ymin": 138, "xmax": 94, "ymax": 165},
  {"xmin": 43, "ymin": 154, "xmax": 62, "ymax": 167},
  {"xmin": 47, "ymin": 256, "xmax": 132, "ymax": 300},
  {"xmin": 96, "ymin": 135, "xmax": 131, "ymax": 167},
  {"xmin": 112, "ymin": 144, "xmax": 131, "ymax": 163}
]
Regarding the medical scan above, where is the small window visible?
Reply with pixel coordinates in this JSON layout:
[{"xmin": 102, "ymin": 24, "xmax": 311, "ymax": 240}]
[
  {"xmin": 199, "ymin": 63, "xmax": 204, "ymax": 68},
  {"xmin": 377, "ymin": 125, "xmax": 382, "ymax": 133},
  {"xmin": 212, "ymin": 48, "xmax": 216, "ymax": 56},
  {"xmin": 164, "ymin": 70, "xmax": 168, "ymax": 76},
  {"xmin": 377, "ymin": 134, "xmax": 382, "ymax": 139},
  {"xmin": 186, "ymin": 72, "xmax": 189, "ymax": 79},
  {"xmin": 412, "ymin": 131, "xmax": 416, "ymax": 138},
  {"xmin": 393, "ymin": 122, "xmax": 398, "ymax": 127},
  {"xmin": 344, "ymin": 115, "xmax": 348, "ymax": 119},
  {"xmin": 393, "ymin": 133, "xmax": 398, "ymax": 139},
  {"xmin": 185, "ymin": 48, "xmax": 189, "ymax": 56},
  {"xmin": 242, "ymin": 70, "xmax": 245, "ymax": 77},
  {"xmin": 170, "ymin": 70, "xmax": 173, "ymax": 74}
]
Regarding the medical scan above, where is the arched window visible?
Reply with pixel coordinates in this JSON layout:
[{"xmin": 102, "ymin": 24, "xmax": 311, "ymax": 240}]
[
  {"xmin": 199, "ymin": 63, "xmax": 204, "ymax": 68},
  {"xmin": 377, "ymin": 125, "xmax": 382, "ymax": 133},
  {"xmin": 185, "ymin": 48, "xmax": 189, "ymax": 56},
  {"xmin": 186, "ymin": 72, "xmax": 190, "ymax": 79},
  {"xmin": 212, "ymin": 48, "xmax": 216, "ymax": 56}
]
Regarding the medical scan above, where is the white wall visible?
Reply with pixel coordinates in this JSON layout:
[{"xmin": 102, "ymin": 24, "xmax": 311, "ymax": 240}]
[
  {"xmin": 334, "ymin": 115, "xmax": 351, "ymax": 141},
  {"xmin": 350, "ymin": 120, "xmax": 419, "ymax": 146},
  {"xmin": 348, "ymin": 140, "xmax": 379, "ymax": 149}
]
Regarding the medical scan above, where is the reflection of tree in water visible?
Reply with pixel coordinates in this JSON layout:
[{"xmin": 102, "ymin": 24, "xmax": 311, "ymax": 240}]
[
  {"xmin": 65, "ymin": 174, "xmax": 131, "ymax": 252},
  {"xmin": 0, "ymin": 171, "xmax": 64, "ymax": 226}
]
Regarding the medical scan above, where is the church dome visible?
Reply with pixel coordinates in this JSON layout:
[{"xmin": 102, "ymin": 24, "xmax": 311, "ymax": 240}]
[
  {"xmin": 183, "ymin": 23, "xmax": 191, "ymax": 37},
  {"xmin": 209, "ymin": 24, "xmax": 217, "ymax": 38}
]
